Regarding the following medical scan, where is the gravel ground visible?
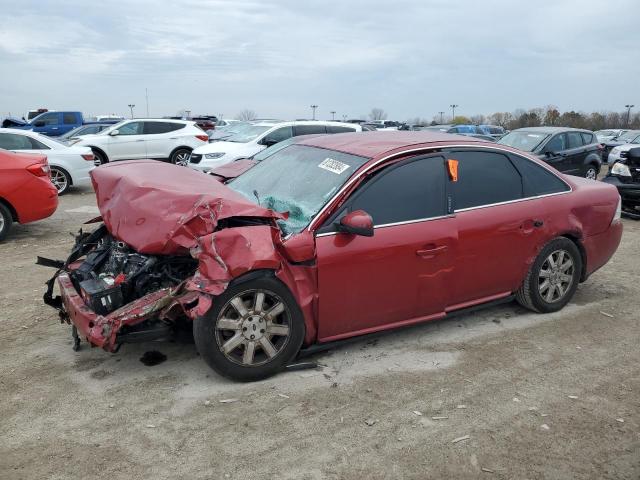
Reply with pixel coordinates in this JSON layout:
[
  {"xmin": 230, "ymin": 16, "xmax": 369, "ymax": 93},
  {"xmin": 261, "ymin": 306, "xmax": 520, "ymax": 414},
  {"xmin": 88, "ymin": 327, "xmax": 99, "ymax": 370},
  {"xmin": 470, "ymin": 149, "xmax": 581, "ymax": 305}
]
[{"xmin": 1, "ymin": 185, "xmax": 638, "ymax": 480}]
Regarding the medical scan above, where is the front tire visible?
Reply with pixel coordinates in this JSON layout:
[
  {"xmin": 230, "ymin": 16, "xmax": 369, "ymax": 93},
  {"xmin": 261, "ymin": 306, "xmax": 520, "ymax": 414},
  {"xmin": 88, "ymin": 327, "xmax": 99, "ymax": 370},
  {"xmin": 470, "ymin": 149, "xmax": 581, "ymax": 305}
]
[
  {"xmin": 170, "ymin": 148, "xmax": 191, "ymax": 165},
  {"xmin": 0, "ymin": 203, "xmax": 13, "ymax": 241},
  {"xmin": 50, "ymin": 166, "xmax": 71, "ymax": 195},
  {"xmin": 194, "ymin": 276, "xmax": 305, "ymax": 382},
  {"xmin": 516, "ymin": 237, "xmax": 582, "ymax": 313}
]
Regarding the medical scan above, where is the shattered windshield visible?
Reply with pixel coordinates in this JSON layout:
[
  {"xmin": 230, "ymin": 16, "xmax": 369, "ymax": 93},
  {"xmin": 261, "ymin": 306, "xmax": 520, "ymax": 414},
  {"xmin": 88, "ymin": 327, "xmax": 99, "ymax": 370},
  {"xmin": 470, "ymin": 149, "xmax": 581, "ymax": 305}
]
[{"xmin": 229, "ymin": 144, "xmax": 368, "ymax": 234}]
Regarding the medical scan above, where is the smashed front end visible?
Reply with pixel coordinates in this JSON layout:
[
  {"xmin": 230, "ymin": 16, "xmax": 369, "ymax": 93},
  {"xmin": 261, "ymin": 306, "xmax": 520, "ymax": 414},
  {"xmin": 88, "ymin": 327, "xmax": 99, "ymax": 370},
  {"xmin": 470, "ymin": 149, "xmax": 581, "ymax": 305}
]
[{"xmin": 42, "ymin": 160, "xmax": 299, "ymax": 352}]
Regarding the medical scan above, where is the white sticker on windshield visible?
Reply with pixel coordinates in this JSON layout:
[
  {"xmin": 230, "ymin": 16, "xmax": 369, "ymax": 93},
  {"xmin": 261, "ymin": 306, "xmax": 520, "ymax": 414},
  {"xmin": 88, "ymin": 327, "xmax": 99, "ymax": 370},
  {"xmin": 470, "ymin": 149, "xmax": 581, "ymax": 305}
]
[{"xmin": 318, "ymin": 158, "xmax": 350, "ymax": 174}]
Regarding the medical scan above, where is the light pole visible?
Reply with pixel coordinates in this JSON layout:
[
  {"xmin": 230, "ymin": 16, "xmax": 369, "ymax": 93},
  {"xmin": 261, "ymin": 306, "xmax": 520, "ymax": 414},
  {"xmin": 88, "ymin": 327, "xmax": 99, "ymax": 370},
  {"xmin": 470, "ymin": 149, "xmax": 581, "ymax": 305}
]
[
  {"xmin": 343, "ymin": 115, "xmax": 347, "ymax": 122},
  {"xmin": 450, "ymin": 104, "xmax": 458, "ymax": 122},
  {"xmin": 438, "ymin": 111, "xmax": 445, "ymax": 124},
  {"xmin": 310, "ymin": 105, "xmax": 318, "ymax": 120},
  {"xmin": 128, "ymin": 104, "xmax": 135, "ymax": 119},
  {"xmin": 185, "ymin": 110, "xmax": 191, "ymax": 120},
  {"xmin": 330, "ymin": 111, "xmax": 336, "ymax": 120},
  {"xmin": 625, "ymin": 104, "xmax": 635, "ymax": 126}
]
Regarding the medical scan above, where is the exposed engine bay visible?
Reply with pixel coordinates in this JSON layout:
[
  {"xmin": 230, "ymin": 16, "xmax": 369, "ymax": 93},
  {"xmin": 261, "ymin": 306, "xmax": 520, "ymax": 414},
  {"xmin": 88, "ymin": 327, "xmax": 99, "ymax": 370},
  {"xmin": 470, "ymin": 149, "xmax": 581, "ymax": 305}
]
[{"xmin": 70, "ymin": 232, "xmax": 198, "ymax": 316}]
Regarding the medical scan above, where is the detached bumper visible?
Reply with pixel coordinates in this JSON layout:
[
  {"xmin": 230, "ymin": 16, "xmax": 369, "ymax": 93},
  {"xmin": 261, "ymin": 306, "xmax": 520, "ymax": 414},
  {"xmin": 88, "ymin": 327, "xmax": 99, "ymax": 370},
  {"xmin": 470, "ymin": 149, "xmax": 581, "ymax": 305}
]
[{"xmin": 57, "ymin": 273, "xmax": 179, "ymax": 351}]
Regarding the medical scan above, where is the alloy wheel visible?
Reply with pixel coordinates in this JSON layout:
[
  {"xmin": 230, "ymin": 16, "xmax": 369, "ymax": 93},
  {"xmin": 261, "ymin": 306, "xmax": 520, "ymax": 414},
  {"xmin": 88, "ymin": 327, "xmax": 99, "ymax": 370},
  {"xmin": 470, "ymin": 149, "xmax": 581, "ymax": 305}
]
[
  {"xmin": 0, "ymin": 211, "xmax": 5, "ymax": 233},
  {"xmin": 215, "ymin": 289, "xmax": 291, "ymax": 366},
  {"xmin": 585, "ymin": 167, "xmax": 597, "ymax": 180},
  {"xmin": 50, "ymin": 168, "xmax": 68, "ymax": 193},
  {"xmin": 538, "ymin": 249, "xmax": 574, "ymax": 303}
]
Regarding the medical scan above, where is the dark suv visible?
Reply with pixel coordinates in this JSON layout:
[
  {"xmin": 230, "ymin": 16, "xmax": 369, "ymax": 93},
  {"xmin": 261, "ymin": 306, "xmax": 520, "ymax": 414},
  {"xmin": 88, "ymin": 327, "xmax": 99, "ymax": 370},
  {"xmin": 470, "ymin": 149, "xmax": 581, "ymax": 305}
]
[{"xmin": 498, "ymin": 127, "xmax": 603, "ymax": 179}]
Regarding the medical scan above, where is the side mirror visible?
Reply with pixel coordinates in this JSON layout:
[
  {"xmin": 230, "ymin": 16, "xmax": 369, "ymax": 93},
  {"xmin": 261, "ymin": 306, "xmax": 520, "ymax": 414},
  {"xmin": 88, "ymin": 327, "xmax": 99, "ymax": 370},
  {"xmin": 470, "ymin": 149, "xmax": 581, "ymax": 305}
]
[
  {"xmin": 336, "ymin": 210, "xmax": 374, "ymax": 237},
  {"xmin": 109, "ymin": 129, "xmax": 119, "ymax": 136},
  {"xmin": 33, "ymin": 121, "xmax": 45, "ymax": 127}
]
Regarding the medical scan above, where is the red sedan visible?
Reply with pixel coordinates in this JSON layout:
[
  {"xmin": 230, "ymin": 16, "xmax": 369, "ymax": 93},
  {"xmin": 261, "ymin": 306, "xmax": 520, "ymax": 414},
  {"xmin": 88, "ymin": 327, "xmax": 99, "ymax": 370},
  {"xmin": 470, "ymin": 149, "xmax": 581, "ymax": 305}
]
[
  {"xmin": 45, "ymin": 132, "xmax": 622, "ymax": 381},
  {"xmin": 0, "ymin": 149, "xmax": 58, "ymax": 240}
]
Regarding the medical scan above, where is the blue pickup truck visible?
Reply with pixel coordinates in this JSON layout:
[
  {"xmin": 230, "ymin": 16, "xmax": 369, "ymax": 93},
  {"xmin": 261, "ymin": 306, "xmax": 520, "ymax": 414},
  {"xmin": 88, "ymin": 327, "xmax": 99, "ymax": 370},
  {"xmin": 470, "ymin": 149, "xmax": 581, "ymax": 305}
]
[{"xmin": 3, "ymin": 111, "xmax": 85, "ymax": 137}]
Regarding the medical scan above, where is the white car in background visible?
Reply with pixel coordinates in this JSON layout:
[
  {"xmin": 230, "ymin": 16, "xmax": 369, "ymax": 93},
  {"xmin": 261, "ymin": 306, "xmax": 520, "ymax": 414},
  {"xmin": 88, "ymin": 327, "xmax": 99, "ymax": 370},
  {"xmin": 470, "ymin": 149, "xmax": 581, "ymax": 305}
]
[
  {"xmin": 0, "ymin": 128, "xmax": 94, "ymax": 194},
  {"xmin": 595, "ymin": 129, "xmax": 628, "ymax": 143},
  {"xmin": 187, "ymin": 121, "xmax": 362, "ymax": 172},
  {"xmin": 608, "ymin": 138, "xmax": 640, "ymax": 164},
  {"xmin": 74, "ymin": 119, "xmax": 209, "ymax": 165}
]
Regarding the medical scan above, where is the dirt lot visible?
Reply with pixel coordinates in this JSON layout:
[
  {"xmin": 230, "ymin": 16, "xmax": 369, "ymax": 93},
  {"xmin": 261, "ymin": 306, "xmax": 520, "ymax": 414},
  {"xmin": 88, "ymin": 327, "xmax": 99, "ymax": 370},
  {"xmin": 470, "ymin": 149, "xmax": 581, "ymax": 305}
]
[{"xmin": 1, "ymin": 185, "xmax": 639, "ymax": 480}]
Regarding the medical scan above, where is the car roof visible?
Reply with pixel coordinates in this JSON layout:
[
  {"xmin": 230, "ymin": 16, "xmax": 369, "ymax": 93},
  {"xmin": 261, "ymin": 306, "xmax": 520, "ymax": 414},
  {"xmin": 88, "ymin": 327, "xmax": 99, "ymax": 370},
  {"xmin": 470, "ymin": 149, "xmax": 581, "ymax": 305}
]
[
  {"xmin": 295, "ymin": 131, "xmax": 488, "ymax": 158},
  {"xmin": 511, "ymin": 126, "xmax": 593, "ymax": 134},
  {"xmin": 250, "ymin": 120, "xmax": 359, "ymax": 128}
]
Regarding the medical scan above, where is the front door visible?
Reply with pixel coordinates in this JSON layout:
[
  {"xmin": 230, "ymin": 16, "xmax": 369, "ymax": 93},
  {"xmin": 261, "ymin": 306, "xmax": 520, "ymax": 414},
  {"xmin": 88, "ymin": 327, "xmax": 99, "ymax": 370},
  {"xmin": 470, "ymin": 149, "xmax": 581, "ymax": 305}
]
[
  {"xmin": 106, "ymin": 121, "xmax": 147, "ymax": 160},
  {"xmin": 315, "ymin": 155, "xmax": 455, "ymax": 342}
]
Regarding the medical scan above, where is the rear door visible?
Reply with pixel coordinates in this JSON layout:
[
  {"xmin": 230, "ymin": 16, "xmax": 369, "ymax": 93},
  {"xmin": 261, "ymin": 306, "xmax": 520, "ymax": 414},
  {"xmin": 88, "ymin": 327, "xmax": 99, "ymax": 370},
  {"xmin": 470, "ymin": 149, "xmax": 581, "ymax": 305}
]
[
  {"xmin": 143, "ymin": 121, "xmax": 186, "ymax": 159},
  {"xmin": 315, "ymin": 154, "xmax": 455, "ymax": 341},
  {"xmin": 105, "ymin": 121, "xmax": 147, "ymax": 160},
  {"xmin": 447, "ymin": 149, "xmax": 546, "ymax": 307},
  {"xmin": 564, "ymin": 131, "xmax": 587, "ymax": 175}
]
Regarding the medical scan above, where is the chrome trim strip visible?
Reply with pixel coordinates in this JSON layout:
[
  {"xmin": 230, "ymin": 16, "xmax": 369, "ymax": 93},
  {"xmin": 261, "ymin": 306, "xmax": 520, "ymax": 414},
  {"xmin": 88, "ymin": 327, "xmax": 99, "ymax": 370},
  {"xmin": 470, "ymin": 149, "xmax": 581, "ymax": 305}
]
[
  {"xmin": 307, "ymin": 143, "xmax": 572, "ymax": 232},
  {"xmin": 454, "ymin": 190, "xmax": 570, "ymax": 213},
  {"xmin": 315, "ymin": 214, "xmax": 454, "ymax": 238}
]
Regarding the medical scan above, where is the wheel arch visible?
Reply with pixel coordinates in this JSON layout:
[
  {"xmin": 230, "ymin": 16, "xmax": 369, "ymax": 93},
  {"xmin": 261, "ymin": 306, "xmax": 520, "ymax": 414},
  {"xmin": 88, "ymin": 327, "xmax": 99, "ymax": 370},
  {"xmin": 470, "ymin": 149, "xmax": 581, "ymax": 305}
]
[
  {"xmin": 89, "ymin": 146, "xmax": 109, "ymax": 163},
  {"xmin": 560, "ymin": 233, "xmax": 588, "ymax": 282},
  {"xmin": 0, "ymin": 197, "xmax": 18, "ymax": 222}
]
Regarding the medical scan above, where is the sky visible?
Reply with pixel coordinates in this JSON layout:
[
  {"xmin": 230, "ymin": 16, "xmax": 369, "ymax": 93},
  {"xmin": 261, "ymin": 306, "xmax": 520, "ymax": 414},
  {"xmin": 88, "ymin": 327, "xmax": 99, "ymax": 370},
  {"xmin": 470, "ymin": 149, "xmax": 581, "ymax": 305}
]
[{"xmin": 1, "ymin": 0, "xmax": 638, "ymax": 122}]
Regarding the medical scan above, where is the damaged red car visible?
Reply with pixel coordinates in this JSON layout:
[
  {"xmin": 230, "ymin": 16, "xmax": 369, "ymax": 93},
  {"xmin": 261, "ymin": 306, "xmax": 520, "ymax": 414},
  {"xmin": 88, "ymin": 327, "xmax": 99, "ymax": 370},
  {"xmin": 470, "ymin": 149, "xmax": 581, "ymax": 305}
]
[{"xmin": 43, "ymin": 132, "xmax": 623, "ymax": 381}]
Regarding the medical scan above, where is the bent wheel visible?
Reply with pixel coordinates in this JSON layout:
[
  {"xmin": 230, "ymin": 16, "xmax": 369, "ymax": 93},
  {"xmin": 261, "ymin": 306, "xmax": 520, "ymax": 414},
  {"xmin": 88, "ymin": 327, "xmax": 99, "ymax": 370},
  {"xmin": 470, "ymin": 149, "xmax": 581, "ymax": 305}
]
[
  {"xmin": 516, "ymin": 237, "xmax": 582, "ymax": 313},
  {"xmin": 194, "ymin": 276, "xmax": 305, "ymax": 381}
]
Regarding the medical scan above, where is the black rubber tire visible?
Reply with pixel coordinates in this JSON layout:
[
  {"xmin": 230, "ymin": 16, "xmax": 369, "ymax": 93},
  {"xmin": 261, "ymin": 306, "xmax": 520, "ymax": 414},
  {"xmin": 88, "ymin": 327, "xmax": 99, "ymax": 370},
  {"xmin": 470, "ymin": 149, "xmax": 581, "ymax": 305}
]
[
  {"xmin": 516, "ymin": 237, "xmax": 582, "ymax": 313},
  {"xmin": 170, "ymin": 148, "xmax": 191, "ymax": 165},
  {"xmin": 92, "ymin": 149, "xmax": 108, "ymax": 166},
  {"xmin": 0, "ymin": 203, "xmax": 13, "ymax": 241},
  {"xmin": 193, "ymin": 276, "xmax": 305, "ymax": 382}
]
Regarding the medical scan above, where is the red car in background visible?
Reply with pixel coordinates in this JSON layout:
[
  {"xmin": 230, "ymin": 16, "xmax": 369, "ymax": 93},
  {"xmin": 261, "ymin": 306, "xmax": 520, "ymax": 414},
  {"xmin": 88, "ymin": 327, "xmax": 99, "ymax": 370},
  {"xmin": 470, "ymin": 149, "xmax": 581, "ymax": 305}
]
[
  {"xmin": 45, "ymin": 132, "xmax": 622, "ymax": 381},
  {"xmin": 0, "ymin": 149, "xmax": 58, "ymax": 240}
]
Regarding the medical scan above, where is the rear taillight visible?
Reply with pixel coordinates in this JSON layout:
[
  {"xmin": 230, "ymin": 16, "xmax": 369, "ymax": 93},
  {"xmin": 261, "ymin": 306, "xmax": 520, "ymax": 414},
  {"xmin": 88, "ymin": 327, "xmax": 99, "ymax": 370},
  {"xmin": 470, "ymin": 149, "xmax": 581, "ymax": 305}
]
[
  {"xmin": 27, "ymin": 163, "xmax": 50, "ymax": 177},
  {"xmin": 195, "ymin": 135, "xmax": 209, "ymax": 142},
  {"xmin": 81, "ymin": 153, "xmax": 95, "ymax": 161}
]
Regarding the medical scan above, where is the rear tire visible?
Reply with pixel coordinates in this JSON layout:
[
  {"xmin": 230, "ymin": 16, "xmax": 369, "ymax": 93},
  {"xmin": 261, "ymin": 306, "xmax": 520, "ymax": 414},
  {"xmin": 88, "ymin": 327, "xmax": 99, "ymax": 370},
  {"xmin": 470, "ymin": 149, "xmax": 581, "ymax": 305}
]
[
  {"xmin": 584, "ymin": 164, "xmax": 599, "ymax": 180},
  {"xmin": 0, "ymin": 203, "xmax": 13, "ymax": 241},
  {"xmin": 194, "ymin": 276, "xmax": 305, "ymax": 382},
  {"xmin": 50, "ymin": 166, "xmax": 71, "ymax": 195},
  {"xmin": 170, "ymin": 148, "xmax": 191, "ymax": 165},
  {"xmin": 516, "ymin": 237, "xmax": 582, "ymax": 313}
]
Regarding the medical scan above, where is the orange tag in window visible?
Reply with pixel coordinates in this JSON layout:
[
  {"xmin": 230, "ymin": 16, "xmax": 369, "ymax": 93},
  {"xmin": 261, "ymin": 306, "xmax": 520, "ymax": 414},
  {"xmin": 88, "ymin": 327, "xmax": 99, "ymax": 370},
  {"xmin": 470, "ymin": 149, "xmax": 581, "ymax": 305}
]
[{"xmin": 447, "ymin": 159, "xmax": 459, "ymax": 182}]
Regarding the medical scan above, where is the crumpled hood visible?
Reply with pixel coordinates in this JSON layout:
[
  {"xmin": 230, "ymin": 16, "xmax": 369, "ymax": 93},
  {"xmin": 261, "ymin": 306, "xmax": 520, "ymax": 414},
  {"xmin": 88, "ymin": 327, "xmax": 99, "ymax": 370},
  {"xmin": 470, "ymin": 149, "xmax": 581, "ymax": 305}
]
[{"xmin": 91, "ymin": 160, "xmax": 284, "ymax": 255}]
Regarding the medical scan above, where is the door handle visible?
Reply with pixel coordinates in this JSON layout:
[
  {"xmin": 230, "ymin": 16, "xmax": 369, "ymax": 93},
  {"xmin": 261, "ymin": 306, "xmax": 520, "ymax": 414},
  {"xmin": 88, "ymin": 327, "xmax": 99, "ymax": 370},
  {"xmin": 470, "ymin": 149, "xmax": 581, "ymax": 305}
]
[
  {"xmin": 135, "ymin": 139, "xmax": 145, "ymax": 142},
  {"xmin": 416, "ymin": 245, "xmax": 448, "ymax": 258}
]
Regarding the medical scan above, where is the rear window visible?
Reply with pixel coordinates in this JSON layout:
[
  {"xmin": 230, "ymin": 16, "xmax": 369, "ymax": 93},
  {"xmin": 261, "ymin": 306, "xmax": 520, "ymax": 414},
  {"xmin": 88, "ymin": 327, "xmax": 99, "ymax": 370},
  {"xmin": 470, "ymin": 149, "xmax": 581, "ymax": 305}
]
[
  {"xmin": 581, "ymin": 133, "xmax": 595, "ymax": 145},
  {"xmin": 143, "ymin": 122, "xmax": 185, "ymax": 134},
  {"xmin": 510, "ymin": 155, "xmax": 570, "ymax": 196},
  {"xmin": 294, "ymin": 125, "xmax": 327, "ymax": 136},
  {"xmin": 326, "ymin": 126, "xmax": 356, "ymax": 134}
]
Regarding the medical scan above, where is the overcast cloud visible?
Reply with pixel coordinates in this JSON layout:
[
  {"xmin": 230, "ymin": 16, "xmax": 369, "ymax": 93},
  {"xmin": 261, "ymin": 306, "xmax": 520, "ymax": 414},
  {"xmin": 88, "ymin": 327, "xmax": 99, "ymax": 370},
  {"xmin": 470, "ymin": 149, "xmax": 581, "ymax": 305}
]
[{"xmin": 1, "ymin": 0, "xmax": 638, "ymax": 121}]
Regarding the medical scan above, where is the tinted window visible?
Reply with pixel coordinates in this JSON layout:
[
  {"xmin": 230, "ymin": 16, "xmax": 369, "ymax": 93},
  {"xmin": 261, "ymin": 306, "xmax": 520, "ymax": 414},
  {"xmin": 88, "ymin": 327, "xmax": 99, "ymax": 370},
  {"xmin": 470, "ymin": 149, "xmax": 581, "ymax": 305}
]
[
  {"xmin": 294, "ymin": 125, "xmax": 327, "ymax": 136},
  {"xmin": 545, "ymin": 134, "xmax": 567, "ymax": 152},
  {"xmin": 117, "ymin": 121, "xmax": 143, "ymax": 135},
  {"xmin": 36, "ymin": 112, "xmax": 58, "ymax": 125},
  {"xmin": 326, "ymin": 126, "xmax": 355, "ymax": 134},
  {"xmin": 581, "ymin": 132, "xmax": 595, "ymax": 145},
  {"xmin": 567, "ymin": 132, "xmax": 583, "ymax": 149},
  {"xmin": 0, "ymin": 133, "xmax": 48, "ymax": 150},
  {"xmin": 346, "ymin": 156, "xmax": 446, "ymax": 226},
  {"xmin": 264, "ymin": 126, "xmax": 293, "ymax": 144},
  {"xmin": 143, "ymin": 122, "xmax": 185, "ymax": 134},
  {"xmin": 450, "ymin": 150, "xmax": 522, "ymax": 210},
  {"xmin": 510, "ymin": 155, "xmax": 570, "ymax": 196},
  {"xmin": 63, "ymin": 113, "xmax": 77, "ymax": 124}
]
